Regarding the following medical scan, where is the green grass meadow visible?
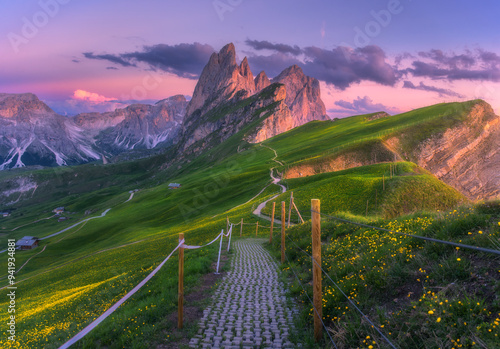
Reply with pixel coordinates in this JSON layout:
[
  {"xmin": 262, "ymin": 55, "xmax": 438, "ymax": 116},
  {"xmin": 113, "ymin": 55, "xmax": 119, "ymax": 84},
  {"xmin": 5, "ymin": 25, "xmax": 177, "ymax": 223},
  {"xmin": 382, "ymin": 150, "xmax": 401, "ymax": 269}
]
[{"xmin": 0, "ymin": 100, "xmax": 498, "ymax": 348}]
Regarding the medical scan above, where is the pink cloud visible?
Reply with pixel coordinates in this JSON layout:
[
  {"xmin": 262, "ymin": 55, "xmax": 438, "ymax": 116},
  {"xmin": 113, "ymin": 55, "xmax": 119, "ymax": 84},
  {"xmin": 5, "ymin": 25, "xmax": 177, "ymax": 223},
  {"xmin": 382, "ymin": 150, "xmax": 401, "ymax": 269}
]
[{"xmin": 72, "ymin": 89, "xmax": 115, "ymax": 103}]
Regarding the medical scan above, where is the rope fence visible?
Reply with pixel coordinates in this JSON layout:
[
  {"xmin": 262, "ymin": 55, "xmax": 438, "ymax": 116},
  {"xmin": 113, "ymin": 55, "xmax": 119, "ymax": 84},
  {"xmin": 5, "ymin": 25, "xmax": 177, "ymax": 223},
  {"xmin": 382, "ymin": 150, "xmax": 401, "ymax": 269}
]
[
  {"xmin": 59, "ymin": 224, "xmax": 233, "ymax": 349},
  {"xmin": 312, "ymin": 210, "xmax": 500, "ymax": 256},
  {"xmin": 59, "ymin": 189, "xmax": 498, "ymax": 348},
  {"xmin": 241, "ymin": 194, "xmax": 499, "ymax": 346},
  {"xmin": 285, "ymin": 234, "xmax": 397, "ymax": 349},
  {"xmin": 283, "ymin": 252, "xmax": 338, "ymax": 349}
]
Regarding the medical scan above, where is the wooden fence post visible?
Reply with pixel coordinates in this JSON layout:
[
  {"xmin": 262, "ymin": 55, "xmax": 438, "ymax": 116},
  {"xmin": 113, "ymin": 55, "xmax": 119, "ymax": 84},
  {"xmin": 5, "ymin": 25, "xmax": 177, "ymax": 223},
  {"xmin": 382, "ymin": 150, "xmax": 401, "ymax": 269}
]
[
  {"xmin": 226, "ymin": 216, "xmax": 229, "ymax": 236},
  {"xmin": 312, "ymin": 199, "xmax": 322, "ymax": 342},
  {"xmin": 293, "ymin": 201, "xmax": 305, "ymax": 224},
  {"xmin": 256, "ymin": 222, "xmax": 259, "ymax": 236},
  {"xmin": 281, "ymin": 201, "xmax": 285, "ymax": 263},
  {"xmin": 288, "ymin": 192, "xmax": 293, "ymax": 228},
  {"xmin": 270, "ymin": 202, "xmax": 275, "ymax": 243},
  {"xmin": 178, "ymin": 233, "xmax": 184, "ymax": 329},
  {"xmin": 240, "ymin": 218, "xmax": 243, "ymax": 237}
]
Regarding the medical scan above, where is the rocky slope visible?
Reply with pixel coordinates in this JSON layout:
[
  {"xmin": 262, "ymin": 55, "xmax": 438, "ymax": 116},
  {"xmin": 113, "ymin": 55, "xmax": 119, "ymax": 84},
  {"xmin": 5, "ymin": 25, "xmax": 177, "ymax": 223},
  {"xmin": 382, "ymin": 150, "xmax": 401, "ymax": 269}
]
[
  {"xmin": 180, "ymin": 43, "xmax": 329, "ymax": 151},
  {"xmin": 180, "ymin": 83, "xmax": 292, "ymax": 154},
  {"xmin": 284, "ymin": 100, "xmax": 500, "ymax": 201},
  {"xmin": 183, "ymin": 43, "xmax": 255, "ymax": 123},
  {"xmin": 74, "ymin": 95, "xmax": 187, "ymax": 154},
  {"xmin": 411, "ymin": 101, "xmax": 500, "ymax": 201},
  {"xmin": 272, "ymin": 65, "xmax": 329, "ymax": 126},
  {"xmin": 0, "ymin": 93, "xmax": 187, "ymax": 169},
  {"xmin": 0, "ymin": 93, "xmax": 100, "ymax": 169},
  {"xmin": 254, "ymin": 71, "xmax": 271, "ymax": 92}
]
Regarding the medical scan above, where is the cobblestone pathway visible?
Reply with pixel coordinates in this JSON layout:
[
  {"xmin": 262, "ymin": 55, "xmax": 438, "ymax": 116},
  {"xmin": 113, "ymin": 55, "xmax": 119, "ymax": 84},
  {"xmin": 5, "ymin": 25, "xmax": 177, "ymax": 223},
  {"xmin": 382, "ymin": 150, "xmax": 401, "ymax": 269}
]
[{"xmin": 189, "ymin": 239, "xmax": 299, "ymax": 348}]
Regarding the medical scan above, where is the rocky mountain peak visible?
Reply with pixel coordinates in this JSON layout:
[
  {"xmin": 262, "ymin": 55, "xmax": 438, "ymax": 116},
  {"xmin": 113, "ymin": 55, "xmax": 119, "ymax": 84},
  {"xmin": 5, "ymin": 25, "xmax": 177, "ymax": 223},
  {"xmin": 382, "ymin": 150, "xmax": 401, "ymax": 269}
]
[
  {"xmin": 0, "ymin": 93, "xmax": 101, "ymax": 169},
  {"xmin": 279, "ymin": 64, "xmax": 302, "ymax": 76},
  {"xmin": 180, "ymin": 43, "xmax": 330, "ymax": 153},
  {"xmin": 184, "ymin": 43, "xmax": 255, "ymax": 121},
  {"xmin": 272, "ymin": 65, "xmax": 328, "ymax": 126},
  {"xmin": 254, "ymin": 71, "xmax": 271, "ymax": 92},
  {"xmin": 219, "ymin": 42, "xmax": 236, "ymax": 62},
  {"xmin": 156, "ymin": 95, "xmax": 187, "ymax": 105},
  {"xmin": 239, "ymin": 57, "xmax": 252, "ymax": 78},
  {"xmin": 0, "ymin": 93, "xmax": 54, "ymax": 118}
]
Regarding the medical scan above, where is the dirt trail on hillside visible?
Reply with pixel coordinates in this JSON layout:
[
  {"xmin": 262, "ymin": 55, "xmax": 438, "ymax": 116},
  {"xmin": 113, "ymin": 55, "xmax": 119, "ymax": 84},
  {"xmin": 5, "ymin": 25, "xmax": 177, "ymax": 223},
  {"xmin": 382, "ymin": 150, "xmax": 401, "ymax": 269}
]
[{"xmin": 252, "ymin": 145, "xmax": 289, "ymax": 224}]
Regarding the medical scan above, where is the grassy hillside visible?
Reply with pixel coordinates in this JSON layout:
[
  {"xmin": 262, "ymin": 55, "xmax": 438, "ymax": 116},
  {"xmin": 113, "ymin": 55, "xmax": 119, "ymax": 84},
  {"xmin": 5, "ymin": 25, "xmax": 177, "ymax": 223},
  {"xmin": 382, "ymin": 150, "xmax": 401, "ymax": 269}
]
[
  {"xmin": 0, "ymin": 100, "xmax": 495, "ymax": 348},
  {"xmin": 262, "ymin": 162, "xmax": 467, "ymax": 219},
  {"xmin": 267, "ymin": 203, "xmax": 500, "ymax": 348},
  {"xmin": 263, "ymin": 100, "xmax": 480, "ymax": 167}
]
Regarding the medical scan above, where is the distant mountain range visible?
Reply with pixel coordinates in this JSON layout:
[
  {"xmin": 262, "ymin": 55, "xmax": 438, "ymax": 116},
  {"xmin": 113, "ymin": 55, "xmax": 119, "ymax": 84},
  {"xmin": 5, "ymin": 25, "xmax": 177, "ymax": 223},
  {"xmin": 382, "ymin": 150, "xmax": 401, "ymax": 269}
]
[
  {"xmin": 0, "ymin": 43, "xmax": 328, "ymax": 170},
  {"xmin": 0, "ymin": 93, "xmax": 187, "ymax": 169}
]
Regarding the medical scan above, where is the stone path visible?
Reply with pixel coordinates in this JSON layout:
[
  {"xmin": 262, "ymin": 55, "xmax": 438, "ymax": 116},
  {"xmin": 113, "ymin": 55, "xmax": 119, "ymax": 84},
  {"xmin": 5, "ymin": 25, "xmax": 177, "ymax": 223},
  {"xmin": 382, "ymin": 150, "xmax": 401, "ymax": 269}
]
[{"xmin": 189, "ymin": 239, "xmax": 299, "ymax": 348}]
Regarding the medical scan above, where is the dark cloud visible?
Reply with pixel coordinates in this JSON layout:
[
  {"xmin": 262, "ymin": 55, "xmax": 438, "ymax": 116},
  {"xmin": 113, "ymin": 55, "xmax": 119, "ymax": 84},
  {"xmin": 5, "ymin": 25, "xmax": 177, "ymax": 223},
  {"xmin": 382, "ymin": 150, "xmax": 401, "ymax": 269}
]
[
  {"xmin": 83, "ymin": 43, "xmax": 215, "ymax": 79},
  {"xmin": 418, "ymin": 49, "xmax": 475, "ymax": 68},
  {"xmin": 394, "ymin": 52, "xmax": 414, "ymax": 67},
  {"xmin": 248, "ymin": 53, "xmax": 302, "ymax": 78},
  {"xmin": 72, "ymin": 59, "xmax": 80, "ymax": 63},
  {"xmin": 334, "ymin": 96, "xmax": 391, "ymax": 112},
  {"xmin": 83, "ymin": 52, "xmax": 136, "ymax": 67},
  {"xmin": 329, "ymin": 96, "xmax": 401, "ymax": 118},
  {"xmin": 479, "ymin": 50, "xmax": 500, "ymax": 66},
  {"xmin": 403, "ymin": 81, "xmax": 464, "ymax": 98},
  {"xmin": 405, "ymin": 49, "xmax": 500, "ymax": 82},
  {"xmin": 247, "ymin": 43, "xmax": 398, "ymax": 89},
  {"xmin": 245, "ymin": 39, "xmax": 302, "ymax": 55},
  {"xmin": 106, "ymin": 66, "xmax": 118, "ymax": 70},
  {"xmin": 302, "ymin": 45, "xmax": 398, "ymax": 89}
]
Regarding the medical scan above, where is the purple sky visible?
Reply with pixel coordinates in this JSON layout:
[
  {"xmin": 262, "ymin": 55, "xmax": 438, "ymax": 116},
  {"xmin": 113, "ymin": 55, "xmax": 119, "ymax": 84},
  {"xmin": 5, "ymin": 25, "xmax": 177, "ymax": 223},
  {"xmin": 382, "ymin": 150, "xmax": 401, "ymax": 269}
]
[{"xmin": 1, "ymin": 0, "xmax": 499, "ymax": 117}]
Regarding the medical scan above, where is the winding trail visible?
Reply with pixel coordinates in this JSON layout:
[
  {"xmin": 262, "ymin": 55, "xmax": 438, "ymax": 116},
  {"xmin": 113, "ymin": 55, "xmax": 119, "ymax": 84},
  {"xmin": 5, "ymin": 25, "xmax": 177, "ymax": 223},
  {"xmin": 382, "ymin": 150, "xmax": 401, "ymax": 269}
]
[
  {"xmin": 252, "ymin": 145, "xmax": 287, "ymax": 224},
  {"xmin": 0, "ymin": 209, "xmax": 110, "ymax": 255},
  {"xmin": 40, "ymin": 208, "xmax": 111, "ymax": 240},
  {"xmin": 15, "ymin": 245, "xmax": 47, "ymax": 273},
  {"xmin": 214, "ymin": 145, "xmax": 285, "ymax": 218},
  {"xmin": 10, "ymin": 214, "xmax": 56, "ymax": 231},
  {"xmin": 261, "ymin": 144, "xmax": 284, "ymax": 166},
  {"xmin": 189, "ymin": 239, "xmax": 298, "ymax": 348},
  {"xmin": 1, "ymin": 189, "xmax": 138, "ymax": 254},
  {"xmin": 124, "ymin": 190, "xmax": 138, "ymax": 203}
]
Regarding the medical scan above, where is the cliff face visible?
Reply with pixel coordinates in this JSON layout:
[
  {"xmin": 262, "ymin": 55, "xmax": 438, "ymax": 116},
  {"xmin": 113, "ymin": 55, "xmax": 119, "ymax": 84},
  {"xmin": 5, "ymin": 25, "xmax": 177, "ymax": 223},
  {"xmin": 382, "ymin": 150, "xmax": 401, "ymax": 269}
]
[
  {"xmin": 0, "ymin": 93, "xmax": 100, "ymax": 169},
  {"xmin": 272, "ymin": 65, "xmax": 329, "ymax": 126},
  {"xmin": 414, "ymin": 101, "xmax": 500, "ymax": 200},
  {"xmin": 181, "ymin": 83, "xmax": 292, "ymax": 154},
  {"xmin": 75, "ymin": 95, "xmax": 187, "ymax": 153},
  {"xmin": 254, "ymin": 71, "xmax": 271, "ymax": 92},
  {"xmin": 282, "ymin": 100, "xmax": 500, "ymax": 201},
  {"xmin": 180, "ymin": 43, "xmax": 330, "ymax": 152},
  {"xmin": 245, "ymin": 84, "xmax": 294, "ymax": 143},
  {"xmin": 183, "ymin": 43, "xmax": 255, "ymax": 124},
  {"xmin": 0, "ymin": 92, "xmax": 187, "ymax": 170}
]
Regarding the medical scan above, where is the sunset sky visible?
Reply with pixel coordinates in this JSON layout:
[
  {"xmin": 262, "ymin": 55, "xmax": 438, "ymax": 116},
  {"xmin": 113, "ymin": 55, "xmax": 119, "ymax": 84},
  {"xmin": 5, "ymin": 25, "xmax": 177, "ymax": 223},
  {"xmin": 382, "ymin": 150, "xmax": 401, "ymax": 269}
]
[{"xmin": 1, "ymin": 0, "xmax": 500, "ymax": 117}]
